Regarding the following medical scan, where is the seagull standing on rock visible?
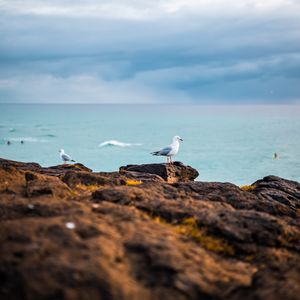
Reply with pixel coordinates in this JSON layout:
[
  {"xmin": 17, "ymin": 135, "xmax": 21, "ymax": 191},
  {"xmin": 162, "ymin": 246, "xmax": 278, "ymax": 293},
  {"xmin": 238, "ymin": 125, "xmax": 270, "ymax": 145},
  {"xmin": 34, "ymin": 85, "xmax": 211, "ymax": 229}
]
[
  {"xmin": 151, "ymin": 136, "xmax": 183, "ymax": 164},
  {"xmin": 59, "ymin": 149, "xmax": 75, "ymax": 164}
]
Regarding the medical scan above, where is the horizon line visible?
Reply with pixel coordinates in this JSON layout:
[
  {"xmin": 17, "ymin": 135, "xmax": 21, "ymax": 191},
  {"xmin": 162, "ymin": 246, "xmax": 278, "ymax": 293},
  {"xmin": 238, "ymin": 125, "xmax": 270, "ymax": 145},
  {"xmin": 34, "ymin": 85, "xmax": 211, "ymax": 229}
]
[{"xmin": 0, "ymin": 102, "xmax": 300, "ymax": 106}]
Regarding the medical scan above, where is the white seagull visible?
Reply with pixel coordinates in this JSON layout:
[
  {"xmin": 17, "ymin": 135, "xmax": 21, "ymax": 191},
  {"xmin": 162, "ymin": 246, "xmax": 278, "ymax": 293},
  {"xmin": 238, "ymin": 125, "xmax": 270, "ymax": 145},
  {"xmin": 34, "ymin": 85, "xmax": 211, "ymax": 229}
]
[
  {"xmin": 151, "ymin": 136, "xmax": 183, "ymax": 164},
  {"xmin": 59, "ymin": 149, "xmax": 75, "ymax": 164}
]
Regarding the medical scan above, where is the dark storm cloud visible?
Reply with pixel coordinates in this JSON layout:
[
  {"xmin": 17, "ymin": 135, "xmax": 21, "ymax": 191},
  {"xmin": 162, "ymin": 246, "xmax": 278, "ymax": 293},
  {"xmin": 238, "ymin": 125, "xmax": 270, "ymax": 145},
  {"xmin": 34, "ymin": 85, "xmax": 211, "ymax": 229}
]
[{"xmin": 0, "ymin": 0, "xmax": 300, "ymax": 103}]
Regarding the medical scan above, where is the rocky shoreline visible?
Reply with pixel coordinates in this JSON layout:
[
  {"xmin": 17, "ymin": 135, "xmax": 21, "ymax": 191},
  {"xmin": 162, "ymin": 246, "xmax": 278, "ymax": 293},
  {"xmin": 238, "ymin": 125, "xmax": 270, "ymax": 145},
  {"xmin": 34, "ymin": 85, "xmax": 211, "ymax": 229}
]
[{"xmin": 0, "ymin": 158, "xmax": 299, "ymax": 300}]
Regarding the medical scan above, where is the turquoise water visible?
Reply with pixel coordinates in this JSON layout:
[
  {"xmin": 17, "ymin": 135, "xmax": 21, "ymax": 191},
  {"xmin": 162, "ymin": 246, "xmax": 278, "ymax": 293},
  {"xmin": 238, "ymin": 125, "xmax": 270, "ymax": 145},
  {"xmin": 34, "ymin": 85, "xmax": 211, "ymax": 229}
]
[{"xmin": 0, "ymin": 104, "xmax": 300, "ymax": 185}]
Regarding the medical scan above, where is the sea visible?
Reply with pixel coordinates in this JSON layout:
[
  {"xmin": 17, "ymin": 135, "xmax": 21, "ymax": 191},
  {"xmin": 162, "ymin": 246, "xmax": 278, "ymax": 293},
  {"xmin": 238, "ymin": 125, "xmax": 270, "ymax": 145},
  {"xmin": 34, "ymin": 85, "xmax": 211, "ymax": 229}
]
[{"xmin": 0, "ymin": 104, "xmax": 300, "ymax": 185}]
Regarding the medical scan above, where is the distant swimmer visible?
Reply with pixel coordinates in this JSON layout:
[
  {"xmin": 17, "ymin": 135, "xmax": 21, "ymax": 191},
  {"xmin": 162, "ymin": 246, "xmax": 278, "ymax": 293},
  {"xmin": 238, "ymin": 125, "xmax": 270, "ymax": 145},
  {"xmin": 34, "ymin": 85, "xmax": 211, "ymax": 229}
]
[
  {"xmin": 7, "ymin": 140, "xmax": 11, "ymax": 145},
  {"xmin": 21, "ymin": 140, "xmax": 24, "ymax": 144},
  {"xmin": 274, "ymin": 152, "xmax": 279, "ymax": 159},
  {"xmin": 59, "ymin": 149, "xmax": 75, "ymax": 164}
]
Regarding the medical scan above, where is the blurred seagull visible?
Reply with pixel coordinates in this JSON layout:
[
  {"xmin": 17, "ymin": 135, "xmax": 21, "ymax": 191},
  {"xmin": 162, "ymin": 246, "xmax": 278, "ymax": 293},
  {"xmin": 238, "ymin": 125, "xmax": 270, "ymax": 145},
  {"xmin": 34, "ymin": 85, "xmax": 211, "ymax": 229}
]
[
  {"xmin": 151, "ymin": 136, "xmax": 183, "ymax": 164},
  {"xmin": 59, "ymin": 149, "xmax": 75, "ymax": 164}
]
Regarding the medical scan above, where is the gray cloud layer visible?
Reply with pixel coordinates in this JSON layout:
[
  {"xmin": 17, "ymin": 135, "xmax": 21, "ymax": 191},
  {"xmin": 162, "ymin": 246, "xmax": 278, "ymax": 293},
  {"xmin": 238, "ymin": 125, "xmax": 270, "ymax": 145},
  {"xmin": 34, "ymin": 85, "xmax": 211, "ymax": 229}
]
[{"xmin": 0, "ymin": 0, "xmax": 300, "ymax": 103}]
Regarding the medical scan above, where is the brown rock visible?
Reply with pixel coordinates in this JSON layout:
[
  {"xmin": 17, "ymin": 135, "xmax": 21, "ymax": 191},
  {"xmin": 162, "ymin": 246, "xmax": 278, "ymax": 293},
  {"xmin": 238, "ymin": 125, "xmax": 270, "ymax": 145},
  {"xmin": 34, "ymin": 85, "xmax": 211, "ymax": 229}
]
[
  {"xmin": 0, "ymin": 158, "xmax": 299, "ymax": 300},
  {"xmin": 25, "ymin": 173, "xmax": 72, "ymax": 198},
  {"xmin": 120, "ymin": 161, "xmax": 199, "ymax": 183},
  {"xmin": 252, "ymin": 175, "xmax": 300, "ymax": 212},
  {"xmin": 0, "ymin": 158, "xmax": 92, "ymax": 177}
]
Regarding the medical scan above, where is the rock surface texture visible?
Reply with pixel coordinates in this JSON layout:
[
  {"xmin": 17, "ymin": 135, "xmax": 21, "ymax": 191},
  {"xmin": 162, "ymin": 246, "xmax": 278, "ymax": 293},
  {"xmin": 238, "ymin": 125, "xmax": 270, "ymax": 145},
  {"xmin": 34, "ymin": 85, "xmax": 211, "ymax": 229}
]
[
  {"xmin": 0, "ymin": 158, "xmax": 299, "ymax": 300},
  {"xmin": 120, "ymin": 161, "xmax": 199, "ymax": 183}
]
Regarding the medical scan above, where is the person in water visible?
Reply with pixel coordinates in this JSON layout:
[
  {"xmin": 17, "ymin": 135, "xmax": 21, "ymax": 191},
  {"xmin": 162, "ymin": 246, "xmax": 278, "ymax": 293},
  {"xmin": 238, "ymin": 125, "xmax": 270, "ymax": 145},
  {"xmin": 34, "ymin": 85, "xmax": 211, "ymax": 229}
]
[
  {"xmin": 7, "ymin": 140, "xmax": 11, "ymax": 145},
  {"xmin": 274, "ymin": 152, "xmax": 279, "ymax": 159},
  {"xmin": 21, "ymin": 140, "xmax": 24, "ymax": 144}
]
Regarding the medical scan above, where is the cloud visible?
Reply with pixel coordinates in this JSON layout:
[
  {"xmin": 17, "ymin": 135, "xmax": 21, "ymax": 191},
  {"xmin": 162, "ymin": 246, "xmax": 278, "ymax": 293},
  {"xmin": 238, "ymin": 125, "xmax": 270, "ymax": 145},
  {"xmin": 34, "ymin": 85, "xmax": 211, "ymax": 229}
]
[
  {"xmin": 0, "ymin": 0, "xmax": 300, "ymax": 103},
  {"xmin": 0, "ymin": 74, "xmax": 192, "ymax": 103},
  {"xmin": 1, "ymin": 0, "xmax": 300, "ymax": 19}
]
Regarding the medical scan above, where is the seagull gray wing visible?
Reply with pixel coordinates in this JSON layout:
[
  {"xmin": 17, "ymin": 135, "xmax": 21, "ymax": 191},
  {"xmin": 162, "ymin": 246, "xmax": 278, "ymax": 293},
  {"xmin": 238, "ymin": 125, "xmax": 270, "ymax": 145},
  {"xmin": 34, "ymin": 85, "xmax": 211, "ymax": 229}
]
[
  {"xmin": 158, "ymin": 146, "xmax": 172, "ymax": 156},
  {"xmin": 62, "ymin": 153, "xmax": 72, "ymax": 161}
]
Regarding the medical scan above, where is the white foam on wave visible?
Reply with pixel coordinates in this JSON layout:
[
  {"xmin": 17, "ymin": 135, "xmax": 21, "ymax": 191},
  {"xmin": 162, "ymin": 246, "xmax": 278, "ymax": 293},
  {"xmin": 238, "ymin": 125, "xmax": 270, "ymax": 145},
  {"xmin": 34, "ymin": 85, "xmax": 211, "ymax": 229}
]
[{"xmin": 98, "ymin": 140, "xmax": 142, "ymax": 148}]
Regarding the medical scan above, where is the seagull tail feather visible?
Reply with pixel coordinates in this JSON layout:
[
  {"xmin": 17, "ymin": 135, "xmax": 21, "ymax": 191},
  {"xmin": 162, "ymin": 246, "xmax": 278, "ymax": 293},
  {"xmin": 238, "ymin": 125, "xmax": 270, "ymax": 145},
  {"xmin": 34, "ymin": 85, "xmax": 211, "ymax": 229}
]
[{"xmin": 151, "ymin": 151, "xmax": 159, "ymax": 156}]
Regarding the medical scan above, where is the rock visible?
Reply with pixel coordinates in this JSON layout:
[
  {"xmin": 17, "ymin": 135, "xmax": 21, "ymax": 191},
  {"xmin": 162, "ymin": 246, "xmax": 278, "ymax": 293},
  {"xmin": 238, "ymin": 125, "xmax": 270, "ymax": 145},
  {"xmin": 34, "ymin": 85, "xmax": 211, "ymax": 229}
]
[
  {"xmin": 46, "ymin": 163, "xmax": 92, "ymax": 175},
  {"xmin": 173, "ymin": 180, "xmax": 299, "ymax": 218},
  {"xmin": 0, "ymin": 158, "xmax": 299, "ymax": 300},
  {"xmin": 92, "ymin": 182, "xmax": 300, "ymax": 254},
  {"xmin": 120, "ymin": 161, "xmax": 199, "ymax": 183},
  {"xmin": 252, "ymin": 175, "xmax": 300, "ymax": 212},
  {"xmin": 62, "ymin": 171, "xmax": 118, "ymax": 188},
  {"xmin": 25, "ymin": 173, "xmax": 72, "ymax": 198},
  {"xmin": 0, "ymin": 158, "xmax": 42, "ymax": 173},
  {"xmin": 121, "ymin": 170, "xmax": 165, "ymax": 183},
  {"xmin": 0, "ymin": 158, "xmax": 92, "ymax": 177}
]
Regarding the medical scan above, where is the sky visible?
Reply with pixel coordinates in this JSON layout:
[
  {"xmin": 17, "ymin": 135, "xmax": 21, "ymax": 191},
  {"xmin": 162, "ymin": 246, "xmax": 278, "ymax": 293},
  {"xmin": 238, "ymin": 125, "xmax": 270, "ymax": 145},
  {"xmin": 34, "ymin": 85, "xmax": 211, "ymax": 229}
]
[{"xmin": 0, "ymin": 0, "xmax": 300, "ymax": 104}]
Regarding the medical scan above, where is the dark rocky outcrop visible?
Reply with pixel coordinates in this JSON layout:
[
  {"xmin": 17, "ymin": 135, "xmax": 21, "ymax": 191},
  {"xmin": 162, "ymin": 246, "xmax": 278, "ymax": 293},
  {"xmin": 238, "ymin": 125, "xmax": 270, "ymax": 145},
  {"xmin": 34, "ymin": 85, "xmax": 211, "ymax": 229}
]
[
  {"xmin": 120, "ymin": 161, "xmax": 199, "ymax": 183},
  {"xmin": 0, "ymin": 158, "xmax": 92, "ymax": 176},
  {"xmin": 0, "ymin": 158, "xmax": 299, "ymax": 300},
  {"xmin": 253, "ymin": 175, "xmax": 300, "ymax": 212}
]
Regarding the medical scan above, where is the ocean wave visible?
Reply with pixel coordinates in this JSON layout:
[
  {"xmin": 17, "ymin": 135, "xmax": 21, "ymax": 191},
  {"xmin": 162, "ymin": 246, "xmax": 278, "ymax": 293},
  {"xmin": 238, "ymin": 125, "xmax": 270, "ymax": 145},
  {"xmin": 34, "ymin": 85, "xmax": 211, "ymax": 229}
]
[
  {"xmin": 39, "ymin": 134, "xmax": 56, "ymax": 138},
  {"xmin": 4, "ymin": 137, "xmax": 50, "ymax": 143},
  {"xmin": 98, "ymin": 140, "xmax": 142, "ymax": 148}
]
